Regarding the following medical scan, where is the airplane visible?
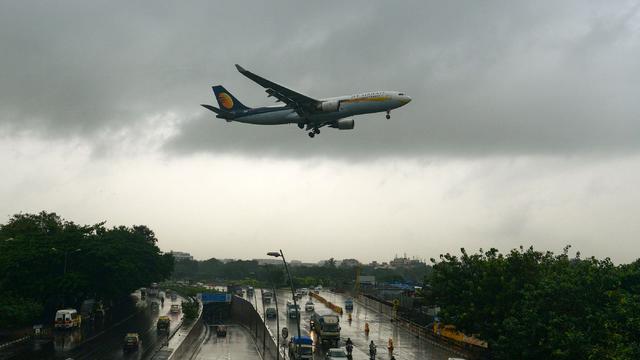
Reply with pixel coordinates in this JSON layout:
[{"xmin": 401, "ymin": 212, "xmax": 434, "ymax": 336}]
[{"xmin": 201, "ymin": 65, "xmax": 411, "ymax": 138}]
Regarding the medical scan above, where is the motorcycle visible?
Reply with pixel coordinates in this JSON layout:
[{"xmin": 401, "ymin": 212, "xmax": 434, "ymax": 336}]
[
  {"xmin": 346, "ymin": 343, "xmax": 353, "ymax": 359},
  {"xmin": 369, "ymin": 343, "xmax": 377, "ymax": 360}
]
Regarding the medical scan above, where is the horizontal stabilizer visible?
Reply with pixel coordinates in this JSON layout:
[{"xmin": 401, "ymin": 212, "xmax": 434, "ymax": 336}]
[{"xmin": 201, "ymin": 104, "xmax": 234, "ymax": 119}]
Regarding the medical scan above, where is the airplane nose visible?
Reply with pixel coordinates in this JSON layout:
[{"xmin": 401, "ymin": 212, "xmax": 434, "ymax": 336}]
[{"xmin": 401, "ymin": 95, "xmax": 412, "ymax": 104}]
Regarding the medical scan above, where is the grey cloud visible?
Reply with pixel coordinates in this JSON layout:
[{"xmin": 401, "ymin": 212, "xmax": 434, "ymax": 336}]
[{"xmin": 1, "ymin": 1, "xmax": 639, "ymax": 159}]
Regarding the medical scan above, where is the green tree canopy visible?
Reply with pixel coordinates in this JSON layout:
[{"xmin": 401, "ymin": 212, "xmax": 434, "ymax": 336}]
[
  {"xmin": 0, "ymin": 211, "xmax": 174, "ymax": 328},
  {"xmin": 429, "ymin": 246, "xmax": 640, "ymax": 359}
]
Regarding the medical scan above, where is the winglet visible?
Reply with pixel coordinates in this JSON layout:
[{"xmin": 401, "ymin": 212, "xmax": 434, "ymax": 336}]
[{"xmin": 235, "ymin": 64, "xmax": 246, "ymax": 73}]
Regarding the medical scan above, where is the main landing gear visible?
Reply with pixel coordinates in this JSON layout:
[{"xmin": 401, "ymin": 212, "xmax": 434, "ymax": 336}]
[
  {"xmin": 386, "ymin": 111, "xmax": 391, "ymax": 120},
  {"xmin": 308, "ymin": 127, "xmax": 320, "ymax": 138}
]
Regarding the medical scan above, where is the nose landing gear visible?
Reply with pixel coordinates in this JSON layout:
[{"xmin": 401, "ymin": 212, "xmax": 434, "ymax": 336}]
[{"xmin": 386, "ymin": 111, "xmax": 391, "ymax": 120}]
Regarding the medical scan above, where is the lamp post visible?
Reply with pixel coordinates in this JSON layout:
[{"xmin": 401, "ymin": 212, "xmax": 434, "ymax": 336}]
[
  {"xmin": 272, "ymin": 283, "xmax": 281, "ymax": 360},
  {"xmin": 267, "ymin": 250, "xmax": 301, "ymax": 355},
  {"xmin": 51, "ymin": 248, "xmax": 82, "ymax": 276},
  {"xmin": 51, "ymin": 248, "xmax": 81, "ymax": 306}
]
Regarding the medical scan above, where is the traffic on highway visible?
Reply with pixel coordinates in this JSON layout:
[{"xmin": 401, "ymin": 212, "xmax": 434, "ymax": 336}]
[
  {"xmin": 247, "ymin": 288, "xmax": 457, "ymax": 360},
  {"xmin": 6, "ymin": 288, "xmax": 185, "ymax": 360}
]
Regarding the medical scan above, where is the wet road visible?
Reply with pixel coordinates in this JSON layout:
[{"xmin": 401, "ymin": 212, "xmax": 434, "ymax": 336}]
[
  {"xmin": 193, "ymin": 325, "xmax": 261, "ymax": 360},
  {"xmin": 49, "ymin": 291, "xmax": 184, "ymax": 360},
  {"xmin": 251, "ymin": 289, "xmax": 456, "ymax": 360}
]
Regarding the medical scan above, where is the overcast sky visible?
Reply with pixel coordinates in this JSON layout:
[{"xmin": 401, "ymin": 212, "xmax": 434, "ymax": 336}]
[{"xmin": 1, "ymin": 1, "xmax": 639, "ymax": 263}]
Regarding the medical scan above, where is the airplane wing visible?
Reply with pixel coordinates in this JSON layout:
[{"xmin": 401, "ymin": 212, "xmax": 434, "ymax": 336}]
[{"xmin": 235, "ymin": 64, "xmax": 320, "ymax": 117}]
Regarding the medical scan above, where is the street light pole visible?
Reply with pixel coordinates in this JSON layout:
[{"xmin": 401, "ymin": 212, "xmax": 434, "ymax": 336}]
[
  {"xmin": 273, "ymin": 284, "xmax": 280, "ymax": 360},
  {"xmin": 278, "ymin": 250, "xmax": 301, "ymax": 343},
  {"xmin": 267, "ymin": 250, "xmax": 301, "ymax": 357},
  {"xmin": 51, "ymin": 248, "xmax": 81, "ymax": 307},
  {"xmin": 63, "ymin": 251, "xmax": 68, "ymax": 276}
]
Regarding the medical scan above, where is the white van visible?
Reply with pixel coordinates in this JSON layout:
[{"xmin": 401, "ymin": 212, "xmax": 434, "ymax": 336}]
[{"xmin": 55, "ymin": 309, "xmax": 81, "ymax": 329}]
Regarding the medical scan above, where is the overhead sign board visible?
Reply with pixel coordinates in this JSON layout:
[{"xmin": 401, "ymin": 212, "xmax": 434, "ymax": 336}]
[{"xmin": 201, "ymin": 293, "xmax": 231, "ymax": 303}]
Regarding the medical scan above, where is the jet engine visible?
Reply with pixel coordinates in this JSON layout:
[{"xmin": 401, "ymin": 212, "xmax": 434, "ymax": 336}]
[
  {"xmin": 330, "ymin": 119, "xmax": 354, "ymax": 130},
  {"xmin": 319, "ymin": 100, "xmax": 340, "ymax": 112}
]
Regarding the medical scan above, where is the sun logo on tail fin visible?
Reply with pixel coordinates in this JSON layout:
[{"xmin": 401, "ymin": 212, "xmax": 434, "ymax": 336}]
[{"xmin": 218, "ymin": 93, "xmax": 234, "ymax": 110}]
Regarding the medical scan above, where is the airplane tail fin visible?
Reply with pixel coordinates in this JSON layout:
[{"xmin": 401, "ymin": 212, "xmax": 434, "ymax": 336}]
[{"xmin": 212, "ymin": 86, "xmax": 250, "ymax": 111}]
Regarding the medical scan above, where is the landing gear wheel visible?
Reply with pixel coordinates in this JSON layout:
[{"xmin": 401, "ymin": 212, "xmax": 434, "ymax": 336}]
[
  {"xmin": 313, "ymin": 128, "xmax": 320, "ymax": 134},
  {"xmin": 386, "ymin": 113, "xmax": 391, "ymax": 120},
  {"xmin": 298, "ymin": 123, "xmax": 304, "ymax": 129},
  {"xmin": 308, "ymin": 132, "xmax": 315, "ymax": 138}
]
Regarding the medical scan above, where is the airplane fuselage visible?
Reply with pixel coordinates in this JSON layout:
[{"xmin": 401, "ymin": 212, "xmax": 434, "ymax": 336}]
[{"xmin": 229, "ymin": 91, "xmax": 411, "ymax": 125}]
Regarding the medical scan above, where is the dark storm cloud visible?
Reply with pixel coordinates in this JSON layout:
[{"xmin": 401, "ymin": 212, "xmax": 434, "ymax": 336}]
[{"xmin": 1, "ymin": 1, "xmax": 639, "ymax": 158}]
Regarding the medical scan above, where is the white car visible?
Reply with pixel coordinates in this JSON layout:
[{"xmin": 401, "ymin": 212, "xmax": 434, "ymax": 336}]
[
  {"xmin": 305, "ymin": 301, "xmax": 314, "ymax": 312},
  {"xmin": 326, "ymin": 348, "xmax": 348, "ymax": 359}
]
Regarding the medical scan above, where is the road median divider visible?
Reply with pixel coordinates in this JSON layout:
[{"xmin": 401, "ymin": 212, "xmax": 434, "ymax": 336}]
[{"xmin": 309, "ymin": 292, "xmax": 343, "ymax": 314}]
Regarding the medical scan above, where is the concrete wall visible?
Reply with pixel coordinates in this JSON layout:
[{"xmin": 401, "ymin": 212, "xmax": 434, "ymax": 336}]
[{"xmin": 231, "ymin": 296, "xmax": 281, "ymax": 360}]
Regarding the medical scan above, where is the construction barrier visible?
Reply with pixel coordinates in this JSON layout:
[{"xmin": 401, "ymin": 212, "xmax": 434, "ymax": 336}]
[{"xmin": 309, "ymin": 292, "xmax": 343, "ymax": 314}]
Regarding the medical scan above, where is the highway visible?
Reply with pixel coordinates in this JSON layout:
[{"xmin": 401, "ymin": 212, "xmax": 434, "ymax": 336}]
[
  {"xmin": 251, "ymin": 289, "xmax": 457, "ymax": 360},
  {"xmin": 193, "ymin": 325, "xmax": 261, "ymax": 360},
  {"xmin": 43, "ymin": 291, "xmax": 183, "ymax": 359}
]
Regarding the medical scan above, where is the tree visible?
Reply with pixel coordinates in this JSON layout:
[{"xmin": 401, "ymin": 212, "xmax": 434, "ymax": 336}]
[
  {"xmin": 0, "ymin": 211, "xmax": 174, "ymax": 328},
  {"xmin": 429, "ymin": 246, "xmax": 640, "ymax": 359}
]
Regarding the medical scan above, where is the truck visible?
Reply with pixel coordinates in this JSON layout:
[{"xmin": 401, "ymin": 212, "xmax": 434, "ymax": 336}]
[
  {"xmin": 310, "ymin": 310, "xmax": 341, "ymax": 347},
  {"xmin": 288, "ymin": 336, "xmax": 313, "ymax": 360}
]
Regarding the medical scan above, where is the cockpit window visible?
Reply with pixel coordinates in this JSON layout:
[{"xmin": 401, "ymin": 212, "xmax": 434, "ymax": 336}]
[{"xmin": 399, "ymin": 93, "xmax": 405, "ymax": 96}]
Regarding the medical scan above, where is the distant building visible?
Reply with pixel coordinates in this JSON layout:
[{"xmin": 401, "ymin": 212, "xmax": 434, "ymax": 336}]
[
  {"xmin": 389, "ymin": 254, "xmax": 424, "ymax": 268},
  {"xmin": 169, "ymin": 251, "xmax": 193, "ymax": 261}
]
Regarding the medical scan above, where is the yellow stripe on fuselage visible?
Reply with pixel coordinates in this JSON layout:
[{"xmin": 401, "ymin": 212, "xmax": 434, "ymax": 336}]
[{"xmin": 341, "ymin": 96, "xmax": 391, "ymax": 104}]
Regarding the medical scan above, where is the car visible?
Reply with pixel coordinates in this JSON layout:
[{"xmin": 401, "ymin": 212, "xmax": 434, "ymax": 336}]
[
  {"xmin": 123, "ymin": 333, "xmax": 140, "ymax": 352},
  {"xmin": 266, "ymin": 307, "xmax": 277, "ymax": 319},
  {"xmin": 305, "ymin": 301, "xmax": 314, "ymax": 312},
  {"xmin": 156, "ymin": 316, "xmax": 170, "ymax": 332},
  {"xmin": 216, "ymin": 325, "xmax": 227, "ymax": 337},
  {"xmin": 170, "ymin": 304, "xmax": 181, "ymax": 314},
  {"xmin": 325, "ymin": 348, "xmax": 348, "ymax": 359}
]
